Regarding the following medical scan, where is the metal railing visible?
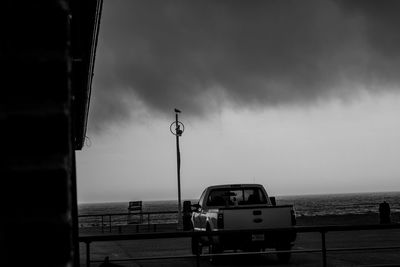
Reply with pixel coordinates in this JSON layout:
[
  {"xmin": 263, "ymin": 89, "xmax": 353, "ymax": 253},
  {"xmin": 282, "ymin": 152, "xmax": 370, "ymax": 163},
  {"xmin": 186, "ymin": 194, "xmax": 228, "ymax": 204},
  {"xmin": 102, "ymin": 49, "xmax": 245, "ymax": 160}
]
[
  {"xmin": 78, "ymin": 211, "xmax": 178, "ymax": 233},
  {"xmin": 79, "ymin": 223, "xmax": 400, "ymax": 267}
]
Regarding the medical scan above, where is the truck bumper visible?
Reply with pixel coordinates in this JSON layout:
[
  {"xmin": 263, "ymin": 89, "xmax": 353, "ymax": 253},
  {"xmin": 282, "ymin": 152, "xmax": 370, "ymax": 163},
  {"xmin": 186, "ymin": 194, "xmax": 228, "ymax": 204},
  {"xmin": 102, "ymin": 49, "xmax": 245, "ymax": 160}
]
[{"xmin": 216, "ymin": 229, "xmax": 297, "ymax": 250}]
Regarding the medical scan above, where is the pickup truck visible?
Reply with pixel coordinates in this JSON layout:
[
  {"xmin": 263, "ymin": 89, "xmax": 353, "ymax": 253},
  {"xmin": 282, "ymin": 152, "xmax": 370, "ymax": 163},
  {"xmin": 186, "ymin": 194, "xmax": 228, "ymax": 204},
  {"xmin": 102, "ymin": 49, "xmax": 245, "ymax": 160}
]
[{"xmin": 188, "ymin": 184, "xmax": 296, "ymax": 262}]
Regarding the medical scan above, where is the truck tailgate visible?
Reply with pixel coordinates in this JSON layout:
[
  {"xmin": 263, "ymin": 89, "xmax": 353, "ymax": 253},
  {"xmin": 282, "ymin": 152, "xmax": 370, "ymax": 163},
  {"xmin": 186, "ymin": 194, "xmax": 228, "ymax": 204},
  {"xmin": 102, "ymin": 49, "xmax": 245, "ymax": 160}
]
[{"xmin": 222, "ymin": 205, "xmax": 293, "ymax": 230}]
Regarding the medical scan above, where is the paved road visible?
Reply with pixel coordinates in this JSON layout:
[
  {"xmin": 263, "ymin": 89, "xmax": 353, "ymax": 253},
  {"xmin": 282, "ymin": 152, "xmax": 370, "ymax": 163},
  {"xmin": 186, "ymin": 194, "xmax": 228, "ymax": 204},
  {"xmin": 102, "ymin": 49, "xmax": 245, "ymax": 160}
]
[{"xmin": 80, "ymin": 229, "xmax": 400, "ymax": 266}]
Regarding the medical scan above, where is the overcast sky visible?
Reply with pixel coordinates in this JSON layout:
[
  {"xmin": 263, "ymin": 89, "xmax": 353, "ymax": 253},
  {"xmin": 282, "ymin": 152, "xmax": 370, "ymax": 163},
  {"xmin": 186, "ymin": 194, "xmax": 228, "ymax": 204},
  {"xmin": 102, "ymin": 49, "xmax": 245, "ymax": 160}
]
[{"xmin": 77, "ymin": 0, "xmax": 400, "ymax": 203}]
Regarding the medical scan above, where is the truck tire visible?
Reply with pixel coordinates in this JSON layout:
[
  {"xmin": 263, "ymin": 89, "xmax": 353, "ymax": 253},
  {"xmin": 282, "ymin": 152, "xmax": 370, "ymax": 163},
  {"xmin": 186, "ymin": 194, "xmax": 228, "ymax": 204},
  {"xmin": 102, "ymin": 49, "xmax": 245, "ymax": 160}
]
[
  {"xmin": 205, "ymin": 225, "xmax": 222, "ymax": 252},
  {"xmin": 276, "ymin": 243, "xmax": 291, "ymax": 263},
  {"xmin": 205, "ymin": 224, "xmax": 223, "ymax": 264},
  {"xmin": 210, "ymin": 243, "xmax": 223, "ymax": 254},
  {"xmin": 191, "ymin": 236, "xmax": 202, "ymax": 255}
]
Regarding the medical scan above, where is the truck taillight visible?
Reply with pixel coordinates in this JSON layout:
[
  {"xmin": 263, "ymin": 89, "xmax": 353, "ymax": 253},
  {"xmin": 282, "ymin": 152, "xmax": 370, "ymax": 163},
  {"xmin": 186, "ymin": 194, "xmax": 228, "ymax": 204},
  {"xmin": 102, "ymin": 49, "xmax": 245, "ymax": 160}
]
[
  {"xmin": 291, "ymin": 209, "xmax": 296, "ymax": 226},
  {"xmin": 217, "ymin": 213, "xmax": 224, "ymax": 229}
]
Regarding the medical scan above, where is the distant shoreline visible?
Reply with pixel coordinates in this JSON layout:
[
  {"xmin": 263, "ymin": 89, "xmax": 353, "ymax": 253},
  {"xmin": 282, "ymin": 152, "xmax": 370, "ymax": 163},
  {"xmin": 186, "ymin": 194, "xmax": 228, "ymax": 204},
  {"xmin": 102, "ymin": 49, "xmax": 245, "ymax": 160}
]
[
  {"xmin": 297, "ymin": 212, "xmax": 400, "ymax": 226},
  {"xmin": 78, "ymin": 191, "xmax": 400, "ymax": 205}
]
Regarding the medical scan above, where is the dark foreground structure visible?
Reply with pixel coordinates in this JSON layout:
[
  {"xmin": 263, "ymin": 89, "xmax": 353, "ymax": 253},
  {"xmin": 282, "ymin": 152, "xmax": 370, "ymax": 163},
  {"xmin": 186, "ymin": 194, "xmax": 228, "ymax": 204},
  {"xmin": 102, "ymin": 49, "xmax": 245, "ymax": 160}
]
[{"xmin": 2, "ymin": 1, "xmax": 102, "ymax": 266}]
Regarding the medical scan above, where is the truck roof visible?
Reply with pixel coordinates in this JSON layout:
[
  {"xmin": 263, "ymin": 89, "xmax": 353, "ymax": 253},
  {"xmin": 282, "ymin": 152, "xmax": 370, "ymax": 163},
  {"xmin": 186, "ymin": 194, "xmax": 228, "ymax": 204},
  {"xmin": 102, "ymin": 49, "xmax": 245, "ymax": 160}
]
[{"xmin": 206, "ymin": 184, "xmax": 265, "ymax": 190}]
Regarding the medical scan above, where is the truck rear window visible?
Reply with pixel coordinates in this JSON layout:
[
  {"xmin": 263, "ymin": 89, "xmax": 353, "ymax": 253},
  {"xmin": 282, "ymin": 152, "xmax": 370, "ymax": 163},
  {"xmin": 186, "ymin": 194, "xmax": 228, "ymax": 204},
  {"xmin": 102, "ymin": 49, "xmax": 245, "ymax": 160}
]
[{"xmin": 206, "ymin": 188, "xmax": 268, "ymax": 207}]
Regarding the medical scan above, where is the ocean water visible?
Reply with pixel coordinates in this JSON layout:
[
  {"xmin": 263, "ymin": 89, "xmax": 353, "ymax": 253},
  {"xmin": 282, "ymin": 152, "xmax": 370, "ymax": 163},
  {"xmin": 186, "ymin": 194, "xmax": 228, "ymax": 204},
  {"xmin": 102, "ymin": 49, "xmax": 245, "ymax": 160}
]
[
  {"xmin": 276, "ymin": 192, "xmax": 400, "ymax": 216},
  {"xmin": 78, "ymin": 192, "xmax": 400, "ymax": 227}
]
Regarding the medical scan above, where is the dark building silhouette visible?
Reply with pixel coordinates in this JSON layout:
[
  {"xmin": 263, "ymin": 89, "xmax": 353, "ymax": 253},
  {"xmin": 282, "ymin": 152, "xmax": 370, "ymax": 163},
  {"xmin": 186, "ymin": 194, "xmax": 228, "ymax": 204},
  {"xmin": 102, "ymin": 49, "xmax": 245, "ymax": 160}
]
[{"xmin": 2, "ymin": 1, "xmax": 102, "ymax": 266}]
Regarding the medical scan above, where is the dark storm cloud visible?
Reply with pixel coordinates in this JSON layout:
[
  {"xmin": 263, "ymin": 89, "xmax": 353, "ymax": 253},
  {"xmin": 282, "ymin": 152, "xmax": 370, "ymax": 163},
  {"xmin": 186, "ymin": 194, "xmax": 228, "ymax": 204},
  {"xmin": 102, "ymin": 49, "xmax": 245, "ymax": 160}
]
[
  {"xmin": 90, "ymin": 0, "xmax": 400, "ymax": 129},
  {"xmin": 336, "ymin": 0, "xmax": 400, "ymax": 81}
]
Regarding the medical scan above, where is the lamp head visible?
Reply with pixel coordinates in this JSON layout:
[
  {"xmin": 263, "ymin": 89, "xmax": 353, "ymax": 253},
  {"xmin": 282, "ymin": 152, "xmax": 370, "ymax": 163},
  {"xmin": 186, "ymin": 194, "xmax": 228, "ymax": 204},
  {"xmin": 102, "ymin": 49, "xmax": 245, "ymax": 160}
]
[{"xmin": 174, "ymin": 108, "xmax": 181, "ymax": 113}]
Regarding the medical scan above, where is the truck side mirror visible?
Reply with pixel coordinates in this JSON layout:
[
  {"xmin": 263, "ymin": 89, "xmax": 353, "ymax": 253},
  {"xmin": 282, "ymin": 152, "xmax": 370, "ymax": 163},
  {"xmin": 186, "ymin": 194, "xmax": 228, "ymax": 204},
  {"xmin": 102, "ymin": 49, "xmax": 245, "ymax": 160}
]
[
  {"xmin": 191, "ymin": 203, "xmax": 201, "ymax": 212},
  {"xmin": 269, "ymin": 196, "xmax": 276, "ymax": 206}
]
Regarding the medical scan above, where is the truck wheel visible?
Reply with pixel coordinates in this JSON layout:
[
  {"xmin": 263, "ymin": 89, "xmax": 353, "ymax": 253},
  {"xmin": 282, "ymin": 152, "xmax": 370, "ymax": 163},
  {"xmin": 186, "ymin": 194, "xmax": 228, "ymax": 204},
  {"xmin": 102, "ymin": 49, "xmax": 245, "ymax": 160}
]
[
  {"xmin": 209, "ymin": 243, "xmax": 223, "ymax": 264},
  {"xmin": 191, "ymin": 236, "xmax": 202, "ymax": 255},
  {"xmin": 205, "ymin": 225, "xmax": 222, "ymax": 253},
  {"xmin": 276, "ymin": 243, "xmax": 291, "ymax": 263},
  {"xmin": 210, "ymin": 243, "xmax": 223, "ymax": 254},
  {"xmin": 205, "ymin": 224, "xmax": 223, "ymax": 264}
]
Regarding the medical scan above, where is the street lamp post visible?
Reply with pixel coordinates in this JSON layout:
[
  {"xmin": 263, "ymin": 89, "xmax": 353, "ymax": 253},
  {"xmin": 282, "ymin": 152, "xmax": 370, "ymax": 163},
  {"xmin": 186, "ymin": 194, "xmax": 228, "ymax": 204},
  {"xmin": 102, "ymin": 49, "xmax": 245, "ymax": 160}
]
[{"xmin": 170, "ymin": 109, "xmax": 184, "ymax": 229}]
